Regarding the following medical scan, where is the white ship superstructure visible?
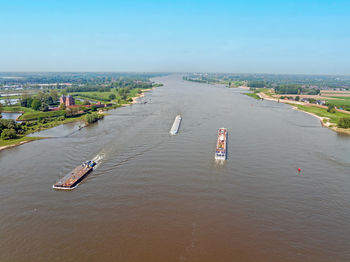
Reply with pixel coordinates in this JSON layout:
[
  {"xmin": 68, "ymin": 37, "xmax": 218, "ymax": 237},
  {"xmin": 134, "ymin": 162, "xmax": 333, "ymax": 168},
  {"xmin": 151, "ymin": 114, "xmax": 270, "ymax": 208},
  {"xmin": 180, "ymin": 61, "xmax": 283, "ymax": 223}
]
[{"xmin": 215, "ymin": 128, "xmax": 227, "ymax": 160}]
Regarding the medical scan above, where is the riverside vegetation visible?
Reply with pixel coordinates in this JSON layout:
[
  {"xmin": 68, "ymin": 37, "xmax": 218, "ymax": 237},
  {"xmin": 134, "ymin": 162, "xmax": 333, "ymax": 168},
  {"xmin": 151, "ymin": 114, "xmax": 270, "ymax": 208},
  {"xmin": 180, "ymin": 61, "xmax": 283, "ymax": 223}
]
[
  {"xmin": 0, "ymin": 74, "xmax": 163, "ymax": 149},
  {"xmin": 245, "ymin": 86, "xmax": 350, "ymax": 131},
  {"xmin": 183, "ymin": 74, "xmax": 350, "ymax": 133}
]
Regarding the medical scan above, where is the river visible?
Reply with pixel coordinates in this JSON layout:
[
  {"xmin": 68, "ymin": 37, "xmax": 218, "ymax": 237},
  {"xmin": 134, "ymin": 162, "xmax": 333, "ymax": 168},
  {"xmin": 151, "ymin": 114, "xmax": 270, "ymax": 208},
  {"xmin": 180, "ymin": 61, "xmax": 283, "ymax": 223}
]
[
  {"xmin": 1, "ymin": 112, "xmax": 22, "ymax": 122},
  {"xmin": 1, "ymin": 75, "xmax": 350, "ymax": 262}
]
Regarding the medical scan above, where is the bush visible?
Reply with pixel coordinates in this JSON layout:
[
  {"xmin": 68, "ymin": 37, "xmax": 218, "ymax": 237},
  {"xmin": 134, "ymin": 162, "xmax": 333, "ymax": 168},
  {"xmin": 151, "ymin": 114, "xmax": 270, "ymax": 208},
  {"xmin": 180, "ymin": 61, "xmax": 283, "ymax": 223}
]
[
  {"xmin": 40, "ymin": 103, "xmax": 49, "ymax": 112},
  {"xmin": 338, "ymin": 117, "xmax": 350, "ymax": 128},
  {"xmin": 83, "ymin": 99, "xmax": 90, "ymax": 105},
  {"xmin": 59, "ymin": 103, "xmax": 66, "ymax": 110},
  {"xmin": 0, "ymin": 119, "xmax": 16, "ymax": 131},
  {"xmin": 85, "ymin": 113, "xmax": 103, "ymax": 124},
  {"xmin": 1, "ymin": 128, "xmax": 17, "ymax": 140},
  {"xmin": 295, "ymin": 96, "xmax": 300, "ymax": 101},
  {"xmin": 109, "ymin": 94, "xmax": 116, "ymax": 100},
  {"xmin": 327, "ymin": 104, "xmax": 336, "ymax": 113},
  {"xmin": 57, "ymin": 116, "xmax": 65, "ymax": 121},
  {"xmin": 308, "ymin": 98, "xmax": 316, "ymax": 104}
]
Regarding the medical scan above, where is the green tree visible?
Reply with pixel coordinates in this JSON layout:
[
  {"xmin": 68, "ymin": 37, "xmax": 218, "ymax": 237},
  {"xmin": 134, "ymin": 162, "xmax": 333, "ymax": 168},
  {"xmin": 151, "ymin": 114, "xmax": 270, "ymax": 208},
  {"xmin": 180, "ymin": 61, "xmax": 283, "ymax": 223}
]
[
  {"xmin": 83, "ymin": 99, "xmax": 90, "ymax": 105},
  {"xmin": 31, "ymin": 99, "xmax": 41, "ymax": 110},
  {"xmin": 308, "ymin": 98, "xmax": 316, "ymax": 104},
  {"xmin": 40, "ymin": 102, "xmax": 49, "ymax": 112},
  {"xmin": 85, "ymin": 113, "xmax": 103, "ymax": 124},
  {"xmin": 37, "ymin": 91, "xmax": 45, "ymax": 101},
  {"xmin": 49, "ymin": 90, "xmax": 58, "ymax": 102},
  {"xmin": 91, "ymin": 105, "xmax": 97, "ymax": 111},
  {"xmin": 109, "ymin": 94, "xmax": 116, "ymax": 100},
  {"xmin": 43, "ymin": 93, "xmax": 54, "ymax": 105},
  {"xmin": 338, "ymin": 117, "xmax": 350, "ymax": 128},
  {"xmin": 1, "ymin": 128, "xmax": 17, "ymax": 140},
  {"xmin": 327, "ymin": 104, "xmax": 336, "ymax": 113},
  {"xmin": 20, "ymin": 94, "xmax": 33, "ymax": 107}
]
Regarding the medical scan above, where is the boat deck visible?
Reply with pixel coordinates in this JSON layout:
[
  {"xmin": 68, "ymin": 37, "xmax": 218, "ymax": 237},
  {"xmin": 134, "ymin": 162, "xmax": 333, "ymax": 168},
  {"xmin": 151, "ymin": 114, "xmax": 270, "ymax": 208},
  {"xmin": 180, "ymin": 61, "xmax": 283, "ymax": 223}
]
[{"xmin": 53, "ymin": 164, "xmax": 93, "ymax": 190}]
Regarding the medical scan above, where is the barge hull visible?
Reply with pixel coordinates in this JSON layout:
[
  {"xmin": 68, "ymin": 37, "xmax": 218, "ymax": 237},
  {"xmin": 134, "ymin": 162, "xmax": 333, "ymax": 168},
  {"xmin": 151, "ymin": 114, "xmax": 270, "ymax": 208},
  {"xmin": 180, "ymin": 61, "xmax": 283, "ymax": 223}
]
[
  {"xmin": 53, "ymin": 162, "xmax": 95, "ymax": 190},
  {"xmin": 170, "ymin": 115, "xmax": 182, "ymax": 135}
]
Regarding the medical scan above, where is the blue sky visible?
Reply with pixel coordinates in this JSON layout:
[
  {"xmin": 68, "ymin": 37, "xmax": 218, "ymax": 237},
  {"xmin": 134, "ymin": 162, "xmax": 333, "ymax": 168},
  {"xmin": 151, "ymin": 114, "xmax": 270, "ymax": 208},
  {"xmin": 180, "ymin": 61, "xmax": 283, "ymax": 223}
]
[{"xmin": 0, "ymin": 0, "xmax": 349, "ymax": 74}]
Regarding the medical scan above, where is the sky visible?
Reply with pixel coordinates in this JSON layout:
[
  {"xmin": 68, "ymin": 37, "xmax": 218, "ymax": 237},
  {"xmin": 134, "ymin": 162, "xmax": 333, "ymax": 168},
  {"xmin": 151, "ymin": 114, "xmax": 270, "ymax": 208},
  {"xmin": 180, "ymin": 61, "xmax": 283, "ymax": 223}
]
[{"xmin": 0, "ymin": 0, "xmax": 349, "ymax": 74}]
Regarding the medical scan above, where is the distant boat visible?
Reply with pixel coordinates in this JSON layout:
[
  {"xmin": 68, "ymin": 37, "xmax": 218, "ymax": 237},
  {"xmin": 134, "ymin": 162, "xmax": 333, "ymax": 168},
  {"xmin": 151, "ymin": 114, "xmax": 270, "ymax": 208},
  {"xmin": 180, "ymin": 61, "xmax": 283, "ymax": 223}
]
[
  {"xmin": 215, "ymin": 128, "xmax": 227, "ymax": 160},
  {"xmin": 170, "ymin": 115, "xmax": 182, "ymax": 135}
]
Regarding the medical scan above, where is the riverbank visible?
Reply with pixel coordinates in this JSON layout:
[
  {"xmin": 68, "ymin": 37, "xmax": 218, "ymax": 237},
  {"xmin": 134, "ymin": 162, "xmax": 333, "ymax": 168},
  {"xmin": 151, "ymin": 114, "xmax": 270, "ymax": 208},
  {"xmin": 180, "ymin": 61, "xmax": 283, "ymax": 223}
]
[
  {"xmin": 0, "ymin": 86, "xmax": 156, "ymax": 152},
  {"xmin": 249, "ymin": 91, "xmax": 350, "ymax": 135},
  {"xmin": 0, "ymin": 136, "xmax": 44, "ymax": 152}
]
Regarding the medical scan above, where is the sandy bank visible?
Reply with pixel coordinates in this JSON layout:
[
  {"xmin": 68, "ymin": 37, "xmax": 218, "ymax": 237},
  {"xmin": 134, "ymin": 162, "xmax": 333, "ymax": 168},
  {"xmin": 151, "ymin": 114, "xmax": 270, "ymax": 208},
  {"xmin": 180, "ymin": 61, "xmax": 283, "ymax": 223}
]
[{"xmin": 0, "ymin": 139, "xmax": 37, "ymax": 152}]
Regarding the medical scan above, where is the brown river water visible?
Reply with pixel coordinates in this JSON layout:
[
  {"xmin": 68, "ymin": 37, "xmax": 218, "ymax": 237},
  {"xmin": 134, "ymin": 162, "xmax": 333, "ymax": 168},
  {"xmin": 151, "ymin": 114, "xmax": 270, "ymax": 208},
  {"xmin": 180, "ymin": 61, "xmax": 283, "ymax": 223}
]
[{"xmin": 1, "ymin": 75, "xmax": 350, "ymax": 262}]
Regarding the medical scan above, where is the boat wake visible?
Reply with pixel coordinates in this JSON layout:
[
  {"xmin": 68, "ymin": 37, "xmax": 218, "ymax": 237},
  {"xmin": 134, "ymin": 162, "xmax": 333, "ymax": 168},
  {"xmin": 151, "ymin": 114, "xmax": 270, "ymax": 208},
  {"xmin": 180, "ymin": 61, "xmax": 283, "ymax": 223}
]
[{"xmin": 92, "ymin": 152, "xmax": 105, "ymax": 168}]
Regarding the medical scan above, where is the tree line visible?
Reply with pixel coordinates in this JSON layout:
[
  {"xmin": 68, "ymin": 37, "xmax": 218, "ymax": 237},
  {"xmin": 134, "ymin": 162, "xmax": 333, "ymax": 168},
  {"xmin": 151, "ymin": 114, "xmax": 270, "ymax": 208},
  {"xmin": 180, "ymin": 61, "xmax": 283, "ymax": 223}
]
[{"xmin": 20, "ymin": 90, "xmax": 59, "ymax": 112}]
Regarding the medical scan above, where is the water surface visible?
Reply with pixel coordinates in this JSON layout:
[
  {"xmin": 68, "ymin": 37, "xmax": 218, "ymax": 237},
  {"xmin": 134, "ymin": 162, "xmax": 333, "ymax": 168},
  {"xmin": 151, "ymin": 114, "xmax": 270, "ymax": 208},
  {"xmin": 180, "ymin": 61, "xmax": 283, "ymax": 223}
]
[
  {"xmin": 1, "ymin": 112, "xmax": 21, "ymax": 122},
  {"xmin": 1, "ymin": 75, "xmax": 350, "ymax": 262}
]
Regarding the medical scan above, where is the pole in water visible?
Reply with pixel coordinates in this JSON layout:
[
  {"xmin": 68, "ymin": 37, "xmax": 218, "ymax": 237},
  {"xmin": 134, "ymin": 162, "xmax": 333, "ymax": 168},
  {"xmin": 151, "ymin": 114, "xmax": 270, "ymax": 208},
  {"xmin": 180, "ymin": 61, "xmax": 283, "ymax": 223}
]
[{"xmin": 298, "ymin": 168, "xmax": 301, "ymax": 173}]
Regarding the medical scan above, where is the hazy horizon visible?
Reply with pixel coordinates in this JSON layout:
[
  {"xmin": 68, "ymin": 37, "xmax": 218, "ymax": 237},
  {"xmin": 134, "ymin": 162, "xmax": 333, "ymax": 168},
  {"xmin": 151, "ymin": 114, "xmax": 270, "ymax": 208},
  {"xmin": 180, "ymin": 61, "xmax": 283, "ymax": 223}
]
[
  {"xmin": 1, "ymin": 0, "xmax": 349, "ymax": 74},
  {"xmin": 1, "ymin": 71, "xmax": 350, "ymax": 77}
]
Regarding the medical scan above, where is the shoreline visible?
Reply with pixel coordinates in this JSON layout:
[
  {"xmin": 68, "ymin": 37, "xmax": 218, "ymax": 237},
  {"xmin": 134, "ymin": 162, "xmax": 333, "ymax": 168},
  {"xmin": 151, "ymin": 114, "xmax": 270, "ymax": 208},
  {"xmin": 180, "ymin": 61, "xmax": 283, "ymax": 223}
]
[
  {"xmin": 0, "ymin": 87, "xmax": 156, "ymax": 152},
  {"xmin": 0, "ymin": 137, "xmax": 45, "ymax": 152},
  {"xmin": 0, "ymin": 140, "xmax": 32, "ymax": 152},
  {"xmin": 256, "ymin": 92, "xmax": 350, "ymax": 135}
]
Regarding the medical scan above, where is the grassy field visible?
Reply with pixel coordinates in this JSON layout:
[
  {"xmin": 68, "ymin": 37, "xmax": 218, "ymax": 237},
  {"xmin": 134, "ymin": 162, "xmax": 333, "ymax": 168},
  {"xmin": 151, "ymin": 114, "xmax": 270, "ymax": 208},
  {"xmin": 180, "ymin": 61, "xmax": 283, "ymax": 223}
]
[
  {"xmin": 19, "ymin": 110, "xmax": 65, "ymax": 121},
  {"xmin": 0, "ymin": 95, "xmax": 22, "ymax": 99},
  {"xmin": 222, "ymin": 80, "xmax": 244, "ymax": 87},
  {"xmin": 244, "ymin": 93, "xmax": 260, "ymax": 100},
  {"xmin": 21, "ymin": 114, "xmax": 86, "ymax": 135},
  {"xmin": 294, "ymin": 104, "xmax": 350, "ymax": 124},
  {"xmin": 328, "ymin": 96, "xmax": 350, "ymax": 100},
  {"xmin": 71, "ymin": 92, "xmax": 113, "ymax": 102},
  {"xmin": 0, "ymin": 136, "xmax": 43, "ymax": 148},
  {"xmin": 257, "ymin": 88, "xmax": 274, "ymax": 96},
  {"xmin": 2, "ymin": 106, "xmax": 35, "ymax": 113},
  {"xmin": 326, "ymin": 99, "xmax": 350, "ymax": 108},
  {"xmin": 70, "ymin": 88, "xmax": 143, "ymax": 103},
  {"xmin": 320, "ymin": 96, "xmax": 350, "ymax": 109}
]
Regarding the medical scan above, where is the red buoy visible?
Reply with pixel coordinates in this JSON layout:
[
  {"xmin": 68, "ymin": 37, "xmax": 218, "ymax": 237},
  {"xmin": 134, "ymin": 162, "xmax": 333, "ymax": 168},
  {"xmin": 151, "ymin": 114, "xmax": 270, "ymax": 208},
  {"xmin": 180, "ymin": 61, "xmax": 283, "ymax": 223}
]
[{"xmin": 298, "ymin": 168, "xmax": 301, "ymax": 173}]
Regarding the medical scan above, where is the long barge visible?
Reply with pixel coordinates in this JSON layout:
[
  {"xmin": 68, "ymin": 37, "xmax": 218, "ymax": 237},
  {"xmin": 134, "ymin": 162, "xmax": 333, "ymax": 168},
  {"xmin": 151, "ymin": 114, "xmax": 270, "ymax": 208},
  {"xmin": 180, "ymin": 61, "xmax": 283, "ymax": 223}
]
[
  {"xmin": 170, "ymin": 115, "xmax": 182, "ymax": 135},
  {"xmin": 215, "ymin": 128, "xmax": 227, "ymax": 160},
  {"xmin": 53, "ymin": 160, "xmax": 96, "ymax": 190}
]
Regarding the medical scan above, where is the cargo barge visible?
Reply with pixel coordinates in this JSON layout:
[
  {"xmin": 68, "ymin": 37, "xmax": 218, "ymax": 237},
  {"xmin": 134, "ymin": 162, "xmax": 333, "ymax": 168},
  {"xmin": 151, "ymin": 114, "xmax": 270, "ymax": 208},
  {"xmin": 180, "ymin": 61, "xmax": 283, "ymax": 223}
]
[
  {"xmin": 215, "ymin": 128, "xmax": 227, "ymax": 160},
  {"xmin": 53, "ymin": 160, "xmax": 96, "ymax": 190},
  {"xmin": 170, "ymin": 115, "xmax": 182, "ymax": 135}
]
